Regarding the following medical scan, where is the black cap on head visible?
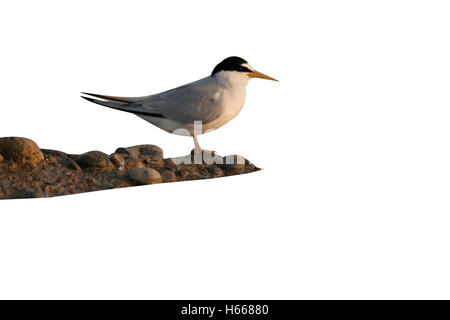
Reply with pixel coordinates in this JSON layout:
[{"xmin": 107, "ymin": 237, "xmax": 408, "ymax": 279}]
[{"xmin": 211, "ymin": 56, "xmax": 251, "ymax": 76}]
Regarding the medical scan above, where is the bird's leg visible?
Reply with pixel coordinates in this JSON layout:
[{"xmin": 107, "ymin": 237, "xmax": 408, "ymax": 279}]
[
  {"xmin": 192, "ymin": 135, "xmax": 204, "ymax": 164},
  {"xmin": 192, "ymin": 135, "xmax": 216, "ymax": 164},
  {"xmin": 193, "ymin": 135, "xmax": 202, "ymax": 154}
]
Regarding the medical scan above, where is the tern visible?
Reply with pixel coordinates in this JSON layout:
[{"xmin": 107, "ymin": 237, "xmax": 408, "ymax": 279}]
[{"xmin": 81, "ymin": 56, "xmax": 277, "ymax": 153}]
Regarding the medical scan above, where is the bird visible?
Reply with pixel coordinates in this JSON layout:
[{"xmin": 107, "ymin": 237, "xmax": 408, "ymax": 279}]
[{"xmin": 81, "ymin": 56, "xmax": 277, "ymax": 153}]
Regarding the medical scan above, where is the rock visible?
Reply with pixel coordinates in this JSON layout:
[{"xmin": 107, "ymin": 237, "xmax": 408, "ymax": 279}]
[
  {"xmin": 169, "ymin": 154, "xmax": 193, "ymax": 166},
  {"xmin": 111, "ymin": 153, "xmax": 144, "ymax": 170},
  {"xmin": 110, "ymin": 153, "xmax": 126, "ymax": 171},
  {"xmin": 41, "ymin": 149, "xmax": 68, "ymax": 159},
  {"xmin": 42, "ymin": 149, "xmax": 66, "ymax": 165},
  {"xmin": 17, "ymin": 188, "xmax": 44, "ymax": 198},
  {"xmin": 42, "ymin": 149, "xmax": 81, "ymax": 171},
  {"xmin": 0, "ymin": 137, "xmax": 44, "ymax": 165},
  {"xmin": 218, "ymin": 155, "xmax": 247, "ymax": 172},
  {"xmin": 0, "ymin": 137, "xmax": 260, "ymax": 199},
  {"xmin": 163, "ymin": 158, "xmax": 179, "ymax": 168},
  {"xmin": 126, "ymin": 167, "xmax": 162, "ymax": 185},
  {"xmin": 125, "ymin": 158, "xmax": 145, "ymax": 169},
  {"xmin": 41, "ymin": 183, "xmax": 56, "ymax": 196},
  {"xmin": 205, "ymin": 154, "xmax": 226, "ymax": 165},
  {"xmin": 206, "ymin": 166, "xmax": 224, "ymax": 178},
  {"xmin": 67, "ymin": 154, "xmax": 79, "ymax": 161},
  {"xmin": 110, "ymin": 153, "xmax": 125, "ymax": 167},
  {"xmin": 64, "ymin": 158, "xmax": 82, "ymax": 171},
  {"xmin": 76, "ymin": 151, "xmax": 112, "ymax": 169},
  {"xmin": 116, "ymin": 145, "xmax": 163, "ymax": 161},
  {"xmin": 113, "ymin": 180, "xmax": 134, "ymax": 188},
  {"xmin": 158, "ymin": 168, "xmax": 177, "ymax": 182},
  {"xmin": 177, "ymin": 165, "xmax": 207, "ymax": 180}
]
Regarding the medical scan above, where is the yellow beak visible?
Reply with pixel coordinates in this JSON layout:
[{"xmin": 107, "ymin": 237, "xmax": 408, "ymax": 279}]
[{"xmin": 249, "ymin": 70, "xmax": 278, "ymax": 81}]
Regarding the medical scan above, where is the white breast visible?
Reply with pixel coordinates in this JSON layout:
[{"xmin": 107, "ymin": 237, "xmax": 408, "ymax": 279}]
[{"xmin": 202, "ymin": 86, "xmax": 246, "ymax": 133}]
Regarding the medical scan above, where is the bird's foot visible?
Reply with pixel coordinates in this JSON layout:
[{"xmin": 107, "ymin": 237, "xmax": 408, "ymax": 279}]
[
  {"xmin": 191, "ymin": 149, "xmax": 216, "ymax": 157},
  {"xmin": 190, "ymin": 149, "xmax": 217, "ymax": 164}
]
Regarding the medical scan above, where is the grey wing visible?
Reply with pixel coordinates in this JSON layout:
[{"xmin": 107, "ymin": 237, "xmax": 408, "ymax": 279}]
[
  {"xmin": 141, "ymin": 80, "xmax": 223, "ymax": 124},
  {"xmin": 81, "ymin": 92, "xmax": 165, "ymax": 118},
  {"xmin": 81, "ymin": 77, "xmax": 223, "ymax": 124}
]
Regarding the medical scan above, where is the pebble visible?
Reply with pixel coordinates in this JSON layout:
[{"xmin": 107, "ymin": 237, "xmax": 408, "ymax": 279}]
[
  {"xmin": 116, "ymin": 144, "xmax": 163, "ymax": 161},
  {"xmin": 76, "ymin": 151, "xmax": 112, "ymax": 169},
  {"xmin": 0, "ymin": 137, "xmax": 44, "ymax": 165},
  {"xmin": 110, "ymin": 153, "xmax": 125, "ymax": 167},
  {"xmin": 125, "ymin": 158, "xmax": 145, "ymax": 169},
  {"xmin": 42, "ymin": 149, "xmax": 81, "ymax": 171},
  {"xmin": 126, "ymin": 168, "xmax": 163, "ymax": 185}
]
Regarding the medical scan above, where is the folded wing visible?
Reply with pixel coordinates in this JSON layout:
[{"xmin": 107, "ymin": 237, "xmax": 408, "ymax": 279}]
[{"xmin": 81, "ymin": 76, "xmax": 222, "ymax": 124}]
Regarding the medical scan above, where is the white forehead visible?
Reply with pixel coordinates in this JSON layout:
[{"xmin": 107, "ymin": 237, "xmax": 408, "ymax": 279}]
[{"xmin": 241, "ymin": 62, "xmax": 255, "ymax": 71}]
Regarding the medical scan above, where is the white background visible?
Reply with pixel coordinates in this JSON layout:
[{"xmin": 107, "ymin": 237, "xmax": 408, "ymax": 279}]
[{"xmin": 0, "ymin": 0, "xmax": 449, "ymax": 299}]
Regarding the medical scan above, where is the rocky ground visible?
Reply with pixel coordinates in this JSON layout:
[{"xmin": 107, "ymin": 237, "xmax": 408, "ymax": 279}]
[{"xmin": 0, "ymin": 137, "xmax": 260, "ymax": 199}]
